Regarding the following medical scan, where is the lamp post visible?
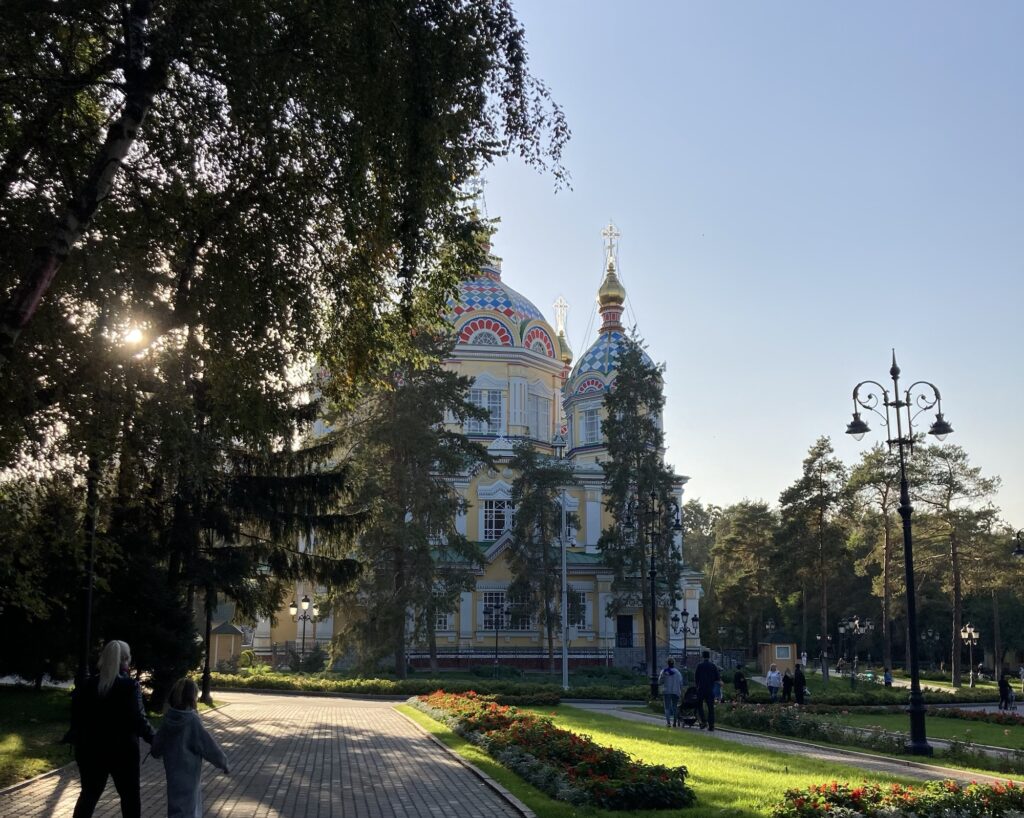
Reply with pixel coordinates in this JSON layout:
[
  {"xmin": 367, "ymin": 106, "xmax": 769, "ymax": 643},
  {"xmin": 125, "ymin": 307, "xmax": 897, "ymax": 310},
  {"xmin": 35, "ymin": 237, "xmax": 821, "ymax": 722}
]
[
  {"xmin": 624, "ymin": 490, "xmax": 682, "ymax": 698},
  {"xmin": 921, "ymin": 628, "xmax": 941, "ymax": 671},
  {"xmin": 846, "ymin": 350, "xmax": 952, "ymax": 756},
  {"xmin": 960, "ymin": 623, "xmax": 980, "ymax": 688},
  {"xmin": 484, "ymin": 603, "xmax": 507, "ymax": 678},
  {"xmin": 671, "ymin": 608, "xmax": 699, "ymax": 680},
  {"xmin": 816, "ymin": 633, "xmax": 832, "ymax": 678},
  {"xmin": 840, "ymin": 616, "xmax": 873, "ymax": 689},
  {"xmin": 553, "ymin": 433, "xmax": 572, "ymax": 692},
  {"xmin": 1011, "ymin": 530, "xmax": 1024, "ymax": 559},
  {"xmin": 289, "ymin": 594, "xmax": 318, "ymax": 657}
]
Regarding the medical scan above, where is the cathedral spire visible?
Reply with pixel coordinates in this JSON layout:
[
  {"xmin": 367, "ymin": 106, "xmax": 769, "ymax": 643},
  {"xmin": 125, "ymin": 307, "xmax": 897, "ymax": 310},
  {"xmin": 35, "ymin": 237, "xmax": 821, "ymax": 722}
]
[{"xmin": 597, "ymin": 221, "xmax": 626, "ymax": 332}]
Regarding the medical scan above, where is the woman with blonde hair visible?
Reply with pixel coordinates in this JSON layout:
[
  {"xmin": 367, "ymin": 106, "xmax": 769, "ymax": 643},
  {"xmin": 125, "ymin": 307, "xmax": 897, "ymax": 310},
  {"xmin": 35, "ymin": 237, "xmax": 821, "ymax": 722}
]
[
  {"xmin": 152, "ymin": 678, "xmax": 229, "ymax": 817},
  {"xmin": 69, "ymin": 640, "xmax": 154, "ymax": 818}
]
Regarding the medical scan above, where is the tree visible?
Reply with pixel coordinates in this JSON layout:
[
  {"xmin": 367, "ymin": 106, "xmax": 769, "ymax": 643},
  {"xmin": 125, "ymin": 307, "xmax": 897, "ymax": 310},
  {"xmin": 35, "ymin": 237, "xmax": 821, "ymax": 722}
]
[
  {"xmin": 913, "ymin": 444, "xmax": 1001, "ymax": 686},
  {"xmin": 326, "ymin": 331, "xmax": 488, "ymax": 676},
  {"xmin": 778, "ymin": 436, "xmax": 849, "ymax": 680},
  {"xmin": 598, "ymin": 336, "xmax": 683, "ymax": 665},
  {"xmin": 710, "ymin": 501, "xmax": 779, "ymax": 657},
  {"xmin": 848, "ymin": 444, "xmax": 902, "ymax": 669},
  {"xmin": 0, "ymin": 0, "xmax": 569, "ymax": 373},
  {"xmin": 506, "ymin": 442, "xmax": 577, "ymax": 673}
]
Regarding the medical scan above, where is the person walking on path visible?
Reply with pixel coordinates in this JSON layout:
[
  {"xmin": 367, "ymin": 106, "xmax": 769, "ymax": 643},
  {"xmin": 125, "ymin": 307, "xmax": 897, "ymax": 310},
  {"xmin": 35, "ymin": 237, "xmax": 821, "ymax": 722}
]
[
  {"xmin": 999, "ymin": 670, "xmax": 1013, "ymax": 711},
  {"xmin": 883, "ymin": 667, "xmax": 893, "ymax": 687},
  {"xmin": 657, "ymin": 658, "xmax": 684, "ymax": 727},
  {"xmin": 152, "ymin": 678, "xmax": 229, "ymax": 817},
  {"xmin": 68, "ymin": 640, "xmax": 155, "ymax": 818},
  {"xmin": 794, "ymin": 663, "xmax": 807, "ymax": 705},
  {"xmin": 765, "ymin": 664, "xmax": 782, "ymax": 703},
  {"xmin": 781, "ymin": 668, "xmax": 794, "ymax": 702},
  {"xmin": 694, "ymin": 650, "xmax": 721, "ymax": 731}
]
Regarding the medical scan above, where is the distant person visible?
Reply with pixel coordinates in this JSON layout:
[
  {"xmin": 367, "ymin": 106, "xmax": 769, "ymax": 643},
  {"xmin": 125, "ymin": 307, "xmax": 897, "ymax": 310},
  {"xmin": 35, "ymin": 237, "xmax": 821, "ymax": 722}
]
[
  {"xmin": 999, "ymin": 670, "xmax": 1012, "ymax": 711},
  {"xmin": 800, "ymin": 651, "xmax": 808, "ymax": 670},
  {"xmin": 835, "ymin": 657, "xmax": 846, "ymax": 676},
  {"xmin": 883, "ymin": 667, "xmax": 893, "ymax": 687},
  {"xmin": 765, "ymin": 664, "xmax": 782, "ymax": 703},
  {"xmin": 713, "ymin": 674, "xmax": 723, "ymax": 703},
  {"xmin": 694, "ymin": 651, "xmax": 721, "ymax": 731},
  {"xmin": 657, "ymin": 658, "xmax": 683, "ymax": 728},
  {"xmin": 1019, "ymin": 664, "xmax": 1024, "ymax": 695},
  {"xmin": 794, "ymin": 663, "xmax": 807, "ymax": 705},
  {"xmin": 781, "ymin": 668, "xmax": 794, "ymax": 702},
  {"xmin": 732, "ymin": 666, "xmax": 749, "ymax": 701},
  {"xmin": 69, "ymin": 640, "xmax": 154, "ymax": 818},
  {"xmin": 152, "ymin": 678, "xmax": 229, "ymax": 817}
]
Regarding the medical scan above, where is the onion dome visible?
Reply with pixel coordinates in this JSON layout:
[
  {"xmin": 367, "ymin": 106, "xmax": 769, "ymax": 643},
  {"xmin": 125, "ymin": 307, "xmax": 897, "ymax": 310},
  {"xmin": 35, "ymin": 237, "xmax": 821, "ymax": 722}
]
[
  {"xmin": 566, "ymin": 222, "xmax": 652, "ymax": 397},
  {"xmin": 557, "ymin": 330, "xmax": 573, "ymax": 364},
  {"xmin": 447, "ymin": 255, "xmax": 559, "ymax": 360}
]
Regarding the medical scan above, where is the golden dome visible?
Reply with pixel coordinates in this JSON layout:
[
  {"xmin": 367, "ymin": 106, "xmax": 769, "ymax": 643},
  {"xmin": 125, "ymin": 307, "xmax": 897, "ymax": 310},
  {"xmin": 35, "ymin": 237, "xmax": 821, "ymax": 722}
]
[
  {"xmin": 598, "ymin": 258, "xmax": 626, "ymax": 308},
  {"xmin": 557, "ymin": 330, "xmax": 573, "ymax": 364}
]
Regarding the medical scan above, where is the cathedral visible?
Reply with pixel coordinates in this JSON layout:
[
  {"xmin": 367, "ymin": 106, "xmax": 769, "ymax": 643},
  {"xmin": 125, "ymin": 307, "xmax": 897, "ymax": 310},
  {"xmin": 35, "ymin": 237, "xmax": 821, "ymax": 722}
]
[{"xmin": 251, "ymin": 224, "xmax": 702, "ymax": 671}]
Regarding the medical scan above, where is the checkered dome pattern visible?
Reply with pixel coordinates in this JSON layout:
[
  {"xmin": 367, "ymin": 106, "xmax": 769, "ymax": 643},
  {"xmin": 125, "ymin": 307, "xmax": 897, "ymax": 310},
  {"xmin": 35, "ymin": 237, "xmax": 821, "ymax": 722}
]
[
  {"xmin": 568, "ymin": 330, "xmax": 654, "ymax": 394},
  {"xmin": 448, "ymin": 272, "xmax": 545, "ymax": 325}
]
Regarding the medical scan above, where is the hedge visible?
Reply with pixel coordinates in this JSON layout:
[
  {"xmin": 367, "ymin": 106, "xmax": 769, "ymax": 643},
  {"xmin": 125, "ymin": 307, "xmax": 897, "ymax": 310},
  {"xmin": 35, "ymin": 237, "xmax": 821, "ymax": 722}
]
[{"xmin": 773, "ymin": 779, "xmax": 1024, "ymax": 817}]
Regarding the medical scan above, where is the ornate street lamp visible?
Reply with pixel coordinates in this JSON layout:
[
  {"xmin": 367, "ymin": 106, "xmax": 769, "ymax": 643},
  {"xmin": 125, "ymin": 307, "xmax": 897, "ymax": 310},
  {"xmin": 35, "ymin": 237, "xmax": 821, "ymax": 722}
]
[
  {"xmin": 1010, "ymin": 530, "xmax": 1024, "ymax": 559},
  {"xmin": 840, "ymin": 616, "xmax": 873, "ymax": 689},
  {"xmin": 483, "ymin": 603, "xmax": 508, "ymax": 678},
  {"xmin": 553, "ymin": 433, "xmax": 572, "ymax": 692},
  {"xmin": 846, "ymin": 350, "xmax": 952, "ymax": 756},
  {"xmin": 289, "ymin": 594, "xmax": 319, "ymax": 657},
  {"xmin": 671, "ymin": 608, "xmax": 699, "ymax": 678},
  {"xmin": 960, "ymin": 623, "xmax": 980, "ymax": 688},
  {"xmin": 624, "ymin": 490, "xmax": 682, "ymax": 698}
]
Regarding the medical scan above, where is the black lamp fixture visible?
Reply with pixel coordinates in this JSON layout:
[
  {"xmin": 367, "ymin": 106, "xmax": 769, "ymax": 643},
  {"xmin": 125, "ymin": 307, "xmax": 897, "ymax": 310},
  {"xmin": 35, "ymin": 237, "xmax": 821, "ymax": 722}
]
[
  {"xmin": 290, "ymin": 593, "xmax": 319, "ymax": 657},
  {"xmin": 1011, "ymin": 530, "xmax": 1024, "ymax": 559},
  {"xmin": 624, "ymin": 489, "xmax": 682, "ymax": 698},
  {"xmin": 960, "ymin": 623, "xmax": 980, "ymax": 688},
  {"xmin": 845, "ymin": 350, "xmax": 951, "ymax": 757}
]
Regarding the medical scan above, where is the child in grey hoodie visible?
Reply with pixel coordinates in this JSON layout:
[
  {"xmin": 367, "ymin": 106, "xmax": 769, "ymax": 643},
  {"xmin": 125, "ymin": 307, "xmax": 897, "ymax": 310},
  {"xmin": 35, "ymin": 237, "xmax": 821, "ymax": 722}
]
[{"xmin": 151, "ymin": 678, "xmax": 229, "ymax": 817}]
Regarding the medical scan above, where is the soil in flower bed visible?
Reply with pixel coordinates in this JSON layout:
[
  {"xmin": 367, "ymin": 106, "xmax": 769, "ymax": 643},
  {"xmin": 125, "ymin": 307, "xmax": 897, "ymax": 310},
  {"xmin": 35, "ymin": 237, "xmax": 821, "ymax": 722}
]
[{"xmin": 413, "ymin": 689, "xmax": 695, "ymax": 811}]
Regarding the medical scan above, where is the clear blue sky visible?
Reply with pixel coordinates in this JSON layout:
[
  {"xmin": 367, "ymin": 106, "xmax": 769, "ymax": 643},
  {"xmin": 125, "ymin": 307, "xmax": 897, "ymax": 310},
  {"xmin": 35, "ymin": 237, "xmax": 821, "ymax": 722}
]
[{"xmin": 483, "ymin": 1, "xmax": 1024, "ymax": 527}]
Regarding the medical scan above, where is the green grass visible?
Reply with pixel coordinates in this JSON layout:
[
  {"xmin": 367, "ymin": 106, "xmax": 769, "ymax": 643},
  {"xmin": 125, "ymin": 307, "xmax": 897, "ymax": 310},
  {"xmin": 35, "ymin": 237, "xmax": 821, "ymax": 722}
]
[
  {"xmin": 819, "ymin": 710, "xmax": 1024, "ymax": 751},
  {"xmin": 399, "ymin": 702, "xmax": 919, "ymax": 817},
  {"xmin": 0, "ymin": 687, "xmax": 74, "ymax": 789}
]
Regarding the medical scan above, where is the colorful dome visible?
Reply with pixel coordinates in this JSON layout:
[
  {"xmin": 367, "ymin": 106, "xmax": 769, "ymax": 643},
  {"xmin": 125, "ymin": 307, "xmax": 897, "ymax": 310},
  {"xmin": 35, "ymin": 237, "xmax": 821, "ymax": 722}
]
[
  {"xmin": 448, "ymin": 263, "xmax": 545, "ymax": 326},
  {"xmin": 567, "ymin": 329, "xmax": 653, "ymax": 396},
  {"xmin": 447, "ymin": 260, "xmax": 559, "ymax": 359}
]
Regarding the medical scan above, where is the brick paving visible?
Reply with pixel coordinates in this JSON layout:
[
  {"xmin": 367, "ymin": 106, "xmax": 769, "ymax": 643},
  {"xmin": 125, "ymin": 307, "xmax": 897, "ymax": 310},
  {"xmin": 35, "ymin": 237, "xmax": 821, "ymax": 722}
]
[{"xmin": 0, "ymin": 692, "xmax": 527, "ymax": 818}]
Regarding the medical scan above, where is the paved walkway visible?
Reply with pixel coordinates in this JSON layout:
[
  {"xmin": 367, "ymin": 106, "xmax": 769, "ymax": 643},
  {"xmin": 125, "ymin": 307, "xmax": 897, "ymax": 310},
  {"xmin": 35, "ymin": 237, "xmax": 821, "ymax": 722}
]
[
  {"xmin": 573, "ymin": 701, "xmax": 1019, "ymax": 786},
  {"xmin": 0, "ymin": 692, "xmax": 527, "ymax": 818}
]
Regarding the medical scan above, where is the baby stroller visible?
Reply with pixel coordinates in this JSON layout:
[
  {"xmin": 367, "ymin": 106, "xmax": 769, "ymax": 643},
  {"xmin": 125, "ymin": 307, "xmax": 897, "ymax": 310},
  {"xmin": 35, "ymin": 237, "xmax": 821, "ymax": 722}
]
[{"xmin": 674, "ymin": 686, "xmax": 701, "ymax": 728}]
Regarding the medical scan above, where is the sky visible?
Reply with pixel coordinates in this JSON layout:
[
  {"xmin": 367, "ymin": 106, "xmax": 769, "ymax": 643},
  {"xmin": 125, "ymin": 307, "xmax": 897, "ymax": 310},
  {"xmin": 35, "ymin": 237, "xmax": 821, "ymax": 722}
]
[{"xmin": 481, "ymin": 1, "xmax": 1024, "ymax": 529}]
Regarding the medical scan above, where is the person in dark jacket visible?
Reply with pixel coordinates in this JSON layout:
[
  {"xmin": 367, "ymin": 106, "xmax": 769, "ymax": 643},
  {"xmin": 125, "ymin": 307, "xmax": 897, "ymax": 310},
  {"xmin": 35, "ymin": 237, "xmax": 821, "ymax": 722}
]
[
  {"xmin": 152, "ymin": 678, "xmax": 229, "ymax": 817},
  {"xmin": 693, "ymin": 651, "xmax": 721, "ymax": 731},
  {"xmin": 732, "ymin": 667, "xmax": 749, "ymax": 701},
  {"xmin": 999, "ymin": 670, "xmax": 1013, "ymax": 711},
  {"xmin": 70, "ymin": 640, "xmax": 154, "ymax": 818},
  {"xmin": 781, "ymin": 668, "xmax": 794, "ymax": 702},
  {"xmin": 794, "ymin": 663, "xmax": 807, "ymax": 705}
]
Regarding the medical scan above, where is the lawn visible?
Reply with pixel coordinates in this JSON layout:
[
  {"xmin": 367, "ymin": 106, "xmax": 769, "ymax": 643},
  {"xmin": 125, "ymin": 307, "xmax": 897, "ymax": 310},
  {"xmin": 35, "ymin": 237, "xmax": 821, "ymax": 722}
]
[
  {"xmin": 0, "ymin": 687, "xmax": 74, "ymax": 789},
  {"xmin": 399, "ymin": 702, "xmax": 918, "ymax": 817},
  {"xmin": 819, "ymin": 710, "xmax": 1024, "ymax": 751}
]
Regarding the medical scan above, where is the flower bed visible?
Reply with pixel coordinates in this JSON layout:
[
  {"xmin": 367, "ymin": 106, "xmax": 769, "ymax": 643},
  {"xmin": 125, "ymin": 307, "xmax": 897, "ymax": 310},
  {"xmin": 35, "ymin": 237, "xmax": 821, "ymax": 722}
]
[
  {"xmin": 930, "ymin": 707, "xmax": 1024, "ymax": 726},
  {"xmin": 413, "ymin": 690, "xmax": 695, "ymax": 810},
  {"xmin": 773, "ymin": 779, "xmax": 1024, "ymax": 817}
]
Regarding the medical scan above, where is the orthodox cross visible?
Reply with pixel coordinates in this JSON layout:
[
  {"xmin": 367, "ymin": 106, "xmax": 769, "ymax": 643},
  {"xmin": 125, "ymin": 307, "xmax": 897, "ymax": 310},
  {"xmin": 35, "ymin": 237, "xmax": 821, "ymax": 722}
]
[
  {"xmin": 553, "ymin": 295, "xmax": 569, "ymax": 335},
  {"xmin": 601, "ymin": 220, "xmax": 620, "ymax": 264}
]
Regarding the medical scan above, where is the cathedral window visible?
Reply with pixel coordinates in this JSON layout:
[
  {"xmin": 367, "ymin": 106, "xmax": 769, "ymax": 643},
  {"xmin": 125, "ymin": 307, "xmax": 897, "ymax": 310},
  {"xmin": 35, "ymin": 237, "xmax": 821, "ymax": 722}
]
[
  {"xmin": 435, "ymin": 610, "xmax": 453, "ymax": 631},
  {"xmin": 482, "ymin": 499, "xmax": 514, "ymax": 540},
  {"xmin": 527, "ymin": 394, "xmax": 551, "ymax": 441},
  {"xmin": 581, "ymin": 408, "xmax": 601, "ymax": 445},
  {"xmin": 468, "ymin": 389, "xmax": 503, "ymax": 435}
]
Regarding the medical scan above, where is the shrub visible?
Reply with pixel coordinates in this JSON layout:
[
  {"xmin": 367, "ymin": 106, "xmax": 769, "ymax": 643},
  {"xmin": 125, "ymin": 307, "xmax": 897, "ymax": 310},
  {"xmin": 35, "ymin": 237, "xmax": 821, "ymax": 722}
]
[
  {"xmin": 215, "ymin": 656, "xmax": 239, "ymax": 673},
  {"xmin": 301, "ymin": 645, "xmax": 328, "ymax": 673},
  {"xmin": 773, "ymin": 779, "xmax": 1024, "ymax": 817},
  {"xmin": 238, "ymin": 649, "xmax": 255, "ymax": 668},
  {"xmin": 414, "ymin": 690, "xmax": 695, "ymax": 811},
  {"xmin": 471, "ymin": 664, "xmax": 523, "ymax": 679}
]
